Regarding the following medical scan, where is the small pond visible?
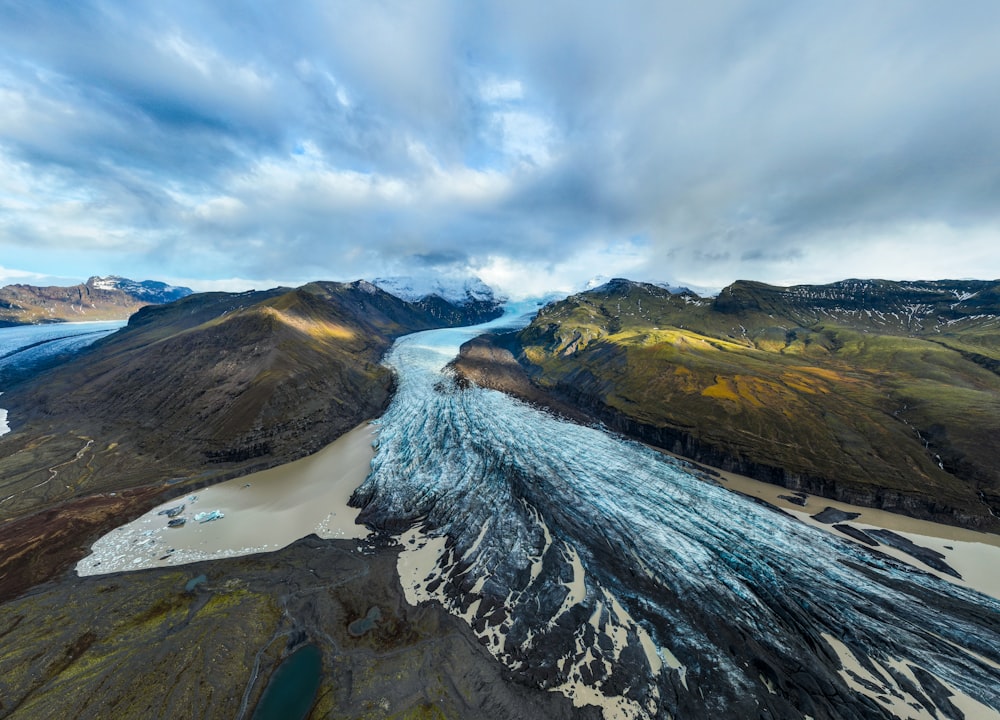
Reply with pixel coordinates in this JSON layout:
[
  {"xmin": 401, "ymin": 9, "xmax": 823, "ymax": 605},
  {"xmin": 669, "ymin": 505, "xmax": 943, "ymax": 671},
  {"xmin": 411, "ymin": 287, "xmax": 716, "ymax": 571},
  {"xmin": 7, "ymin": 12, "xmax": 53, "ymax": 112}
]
[{"xmin": 251, "ymin": 643, "xmax": 323, "ymax": 720}]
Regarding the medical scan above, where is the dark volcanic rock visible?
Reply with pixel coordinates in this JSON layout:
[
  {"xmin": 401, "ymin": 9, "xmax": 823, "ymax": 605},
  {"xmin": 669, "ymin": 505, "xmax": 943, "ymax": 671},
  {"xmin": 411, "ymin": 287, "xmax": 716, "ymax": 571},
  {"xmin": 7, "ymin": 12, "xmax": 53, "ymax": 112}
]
[
  {"xmin": 779, "ymin": 492, "xmax": 809, "ymax": 507},
  {"xmin": 813, "ymin": 507, "xmax": 862, "ymax": 524},
  {"xmin": 0, "ymin": 536, "xmax": 591, "ymax": 720},
  {"xmin": 832, "ymin": 524, "xmax": 879, "ymax": 546},
  {"xmin": 866, "ymin": 529, "xmax": 963, "ymax": 578}
]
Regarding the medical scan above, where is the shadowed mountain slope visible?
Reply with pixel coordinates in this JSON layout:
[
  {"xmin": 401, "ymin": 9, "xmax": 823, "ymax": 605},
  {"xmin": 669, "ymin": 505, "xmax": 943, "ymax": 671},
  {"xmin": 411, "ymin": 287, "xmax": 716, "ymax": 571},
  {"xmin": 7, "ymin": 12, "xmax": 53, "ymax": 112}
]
[
  {"xmin": 0, "ymin": 280, "xmax": 500, "ymax": 599},
  {"xmin": 0, "ymin": 280, "xmax": 501, "ymax": 519},
  {"xmin": 455, "ymin": 278, "xmax": 1000, "ymax": 531}
]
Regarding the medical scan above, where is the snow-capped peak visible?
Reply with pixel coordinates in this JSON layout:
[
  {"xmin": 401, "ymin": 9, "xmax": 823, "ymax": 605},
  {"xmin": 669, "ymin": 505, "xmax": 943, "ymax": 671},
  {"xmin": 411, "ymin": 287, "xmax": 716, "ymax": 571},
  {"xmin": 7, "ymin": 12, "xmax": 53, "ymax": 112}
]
[
  {"xmin": 372, "ymin": 275, "xmax": 502, "ymax": 306},
  {"xmin": 354, "ymin": 279, "xmax": 379, "ymax": 294},
  {"xmin": 86, "ymin": 276, "xmax": 192, "ymax": 302},
  {"xmin": 89, "ymin": 275, "xmax": 127, "ymax": 292}
]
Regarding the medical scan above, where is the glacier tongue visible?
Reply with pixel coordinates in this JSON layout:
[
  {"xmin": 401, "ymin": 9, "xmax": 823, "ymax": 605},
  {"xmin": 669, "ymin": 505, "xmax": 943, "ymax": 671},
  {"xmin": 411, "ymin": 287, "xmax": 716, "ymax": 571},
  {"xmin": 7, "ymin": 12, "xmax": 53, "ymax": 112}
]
[{"xmin": 350, "ymin": 308, "xmax": 1000, "ymax": 720}]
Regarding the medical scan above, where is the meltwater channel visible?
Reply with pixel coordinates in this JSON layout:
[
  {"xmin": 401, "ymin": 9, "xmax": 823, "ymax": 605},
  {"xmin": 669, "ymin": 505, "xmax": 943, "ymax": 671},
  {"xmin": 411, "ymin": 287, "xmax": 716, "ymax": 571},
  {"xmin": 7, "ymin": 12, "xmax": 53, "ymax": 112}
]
[{"xmin": 350, "ymin": 304, "xmax": 1000, "ymax": 720}]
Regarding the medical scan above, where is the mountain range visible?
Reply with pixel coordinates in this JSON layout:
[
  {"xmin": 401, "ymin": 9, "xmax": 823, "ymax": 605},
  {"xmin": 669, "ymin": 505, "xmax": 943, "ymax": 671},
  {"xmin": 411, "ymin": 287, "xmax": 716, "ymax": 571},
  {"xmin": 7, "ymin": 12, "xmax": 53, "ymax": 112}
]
[{"xmin": 0, "ymin": 276, "xmax": 193, "ymax": 326}]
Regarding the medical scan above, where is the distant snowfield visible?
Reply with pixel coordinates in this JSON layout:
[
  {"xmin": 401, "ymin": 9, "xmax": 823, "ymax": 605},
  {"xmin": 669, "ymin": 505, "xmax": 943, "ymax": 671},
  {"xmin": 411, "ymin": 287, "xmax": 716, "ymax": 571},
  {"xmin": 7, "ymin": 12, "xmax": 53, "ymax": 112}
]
[{"xmin": 373, "ymin": 274, "xmax": 501, "ymax": 304}]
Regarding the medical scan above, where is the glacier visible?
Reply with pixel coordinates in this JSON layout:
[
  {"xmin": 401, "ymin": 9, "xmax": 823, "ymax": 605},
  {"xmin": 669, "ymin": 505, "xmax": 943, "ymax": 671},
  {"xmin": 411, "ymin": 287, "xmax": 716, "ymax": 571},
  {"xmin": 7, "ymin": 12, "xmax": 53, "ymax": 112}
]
[
  {"xmin": 0, "ymin": 320, "xmax": 126, "ymax": 378},
  {"xmin": 351, "ymin": 304, "xmax": 1000, "ymax": 720},
  {"xmin": 0, "ymin": 320, "xmax": 127, "ymax": 435}
]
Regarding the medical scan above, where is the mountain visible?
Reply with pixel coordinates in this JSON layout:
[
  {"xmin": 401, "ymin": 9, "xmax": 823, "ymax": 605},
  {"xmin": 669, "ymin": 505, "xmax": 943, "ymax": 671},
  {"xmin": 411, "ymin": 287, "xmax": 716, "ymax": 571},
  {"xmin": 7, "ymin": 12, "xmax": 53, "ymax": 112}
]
[
  {"xmin": 585, "ymin": 274, "xmax": 698, "ymax": 296},
  {"xmin": 372, "ymin": 274, "xmax": 505, "ymax": 325},
  {"xmin": 373, "ymin": 274, "xmax": 499, "ymax": 304},
  {"xmin": 2, "ymin": 277, "xmax": 998, "ymax": 719},
  {"xmin": 0, "ymin": 280, "xmax": 502, "ymax": 597},
  {"xmin": 454, "ymin": 277, "xmax": 1000, "ymax": 531},
  {"xmin": 0, "ymin": 275, "xmax": 193, "ymax": 326}
]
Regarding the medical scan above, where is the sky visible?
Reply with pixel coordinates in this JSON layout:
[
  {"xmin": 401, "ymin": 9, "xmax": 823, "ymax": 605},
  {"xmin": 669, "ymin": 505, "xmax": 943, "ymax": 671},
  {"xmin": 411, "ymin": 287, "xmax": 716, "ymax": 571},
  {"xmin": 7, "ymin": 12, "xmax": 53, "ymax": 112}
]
[{"xmin": 1, "ymin": 1, "xmax": 1000, "ymax": 298}]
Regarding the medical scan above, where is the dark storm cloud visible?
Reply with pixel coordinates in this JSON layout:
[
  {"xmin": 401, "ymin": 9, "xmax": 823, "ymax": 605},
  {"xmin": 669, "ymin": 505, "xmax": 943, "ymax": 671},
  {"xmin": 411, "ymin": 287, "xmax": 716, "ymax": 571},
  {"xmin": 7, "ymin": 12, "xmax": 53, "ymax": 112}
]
[
  {"xmin": 409, "ymin": 251, "xmax": 471, "ymax": 268},
  {"xmin": 1, "ymin": 1, "xmax": 999, "ymax": 293}
]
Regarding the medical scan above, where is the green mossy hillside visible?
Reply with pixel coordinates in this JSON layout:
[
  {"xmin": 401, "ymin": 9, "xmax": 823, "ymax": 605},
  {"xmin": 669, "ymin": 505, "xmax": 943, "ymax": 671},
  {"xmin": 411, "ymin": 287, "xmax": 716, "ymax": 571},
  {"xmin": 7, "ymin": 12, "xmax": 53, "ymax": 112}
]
[{"xmin": 514, "ymin": 278, "xmax": 1000, "ymax": 529}]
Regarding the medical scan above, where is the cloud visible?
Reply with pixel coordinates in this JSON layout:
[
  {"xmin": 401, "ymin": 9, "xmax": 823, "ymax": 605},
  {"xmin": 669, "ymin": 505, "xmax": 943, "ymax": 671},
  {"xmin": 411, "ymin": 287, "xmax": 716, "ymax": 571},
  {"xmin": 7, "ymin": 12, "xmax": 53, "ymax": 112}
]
[
  {"xmin": 1, "ymin": 1, "xmax": 999, "ymax": 297},
  {"xmin": 480, "ymin": 78, "xmax": 523, "ymax": 104},
  {"xmin": 471, "ymin": 237, "xmax": 649, "ymax": 300},
  {"xmin": 0, "ymin": 265, "xmax": 80, "ymax": 287}
]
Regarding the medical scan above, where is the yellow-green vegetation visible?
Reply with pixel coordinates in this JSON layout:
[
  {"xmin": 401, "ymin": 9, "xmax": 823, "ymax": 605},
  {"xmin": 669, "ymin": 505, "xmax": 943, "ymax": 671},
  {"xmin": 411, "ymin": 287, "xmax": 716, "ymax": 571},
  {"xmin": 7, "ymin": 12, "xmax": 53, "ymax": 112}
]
[
  {"xmin": 516, "ymin": 278, "xmax": 1000, "ymax": 529},
  {"xmin": 0, "ymin": 569, "xmax": 279, "ymax": 720},
  {"xmin": 387, "ymin": 702, "xmax": 451, "ymax": 720}
]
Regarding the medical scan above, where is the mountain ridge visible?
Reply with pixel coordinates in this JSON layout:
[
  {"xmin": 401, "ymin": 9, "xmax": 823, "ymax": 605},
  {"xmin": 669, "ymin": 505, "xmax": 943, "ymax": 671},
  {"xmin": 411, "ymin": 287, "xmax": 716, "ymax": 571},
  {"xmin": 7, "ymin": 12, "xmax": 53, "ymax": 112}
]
[
  {"xmin": 0, "ymin": 279, "xmax": 502, "ymax": 600},
  {"xmin": 454, "ymin": 276, "xmax": 1000, "ymax": 531},
  {"xmin": 0, "ymin": 275, "xmax": 193, "ymax": 326}
]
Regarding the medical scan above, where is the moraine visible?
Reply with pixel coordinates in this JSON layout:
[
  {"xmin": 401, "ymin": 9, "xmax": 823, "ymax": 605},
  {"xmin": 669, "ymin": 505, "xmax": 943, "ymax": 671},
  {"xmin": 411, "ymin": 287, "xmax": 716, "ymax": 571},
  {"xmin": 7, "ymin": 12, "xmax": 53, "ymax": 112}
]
[{"xmin": 351, "ymin": 304, "xmax": 1000, "ymax": 720}]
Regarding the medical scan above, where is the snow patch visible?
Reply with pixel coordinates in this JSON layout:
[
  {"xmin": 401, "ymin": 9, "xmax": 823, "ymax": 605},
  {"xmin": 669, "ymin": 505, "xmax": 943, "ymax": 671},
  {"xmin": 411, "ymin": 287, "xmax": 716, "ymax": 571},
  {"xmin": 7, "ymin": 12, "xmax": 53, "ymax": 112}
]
[{"xmin": 87, "ymin": 275, "xmax": 192, "ymax": 302}]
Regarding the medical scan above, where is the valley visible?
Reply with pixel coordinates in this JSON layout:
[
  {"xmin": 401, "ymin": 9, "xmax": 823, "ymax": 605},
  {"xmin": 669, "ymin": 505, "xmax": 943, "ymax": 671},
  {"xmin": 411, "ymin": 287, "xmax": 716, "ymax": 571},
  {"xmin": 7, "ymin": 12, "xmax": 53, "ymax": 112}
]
[
  {"xmin": 2, "ymin": 278, "xmax": 1000, "ymax": 719},
  {"xmin": 6, "ymin": 4, "xmax": 999, "ymax": 718}
]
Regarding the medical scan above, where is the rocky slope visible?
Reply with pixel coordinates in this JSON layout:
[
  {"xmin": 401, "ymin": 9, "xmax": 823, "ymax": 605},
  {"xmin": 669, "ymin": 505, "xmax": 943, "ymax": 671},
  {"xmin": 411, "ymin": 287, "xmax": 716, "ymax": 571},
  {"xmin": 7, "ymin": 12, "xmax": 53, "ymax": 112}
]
[
  {"xmin": 454, "ymin": 278, "xmax": 1000, "ymax": 531},
  {"xmin": 0, "ymin": 535, "xmax": 591, "ymax": 720},
  {"xmin": 374, "ymin": 275, "xmax": 506, "ymax": 327},
  {"xmin": 0, "ymin": 275, "xmax": 192, "ymax": 326}
]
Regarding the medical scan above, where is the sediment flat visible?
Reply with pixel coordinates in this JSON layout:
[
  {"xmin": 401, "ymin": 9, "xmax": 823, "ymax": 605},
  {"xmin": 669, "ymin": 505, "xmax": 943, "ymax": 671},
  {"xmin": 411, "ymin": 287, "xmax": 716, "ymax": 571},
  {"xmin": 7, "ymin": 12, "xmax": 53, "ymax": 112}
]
[
  {"xmin": 699, "ymin": 457, "xmax": 1000, "ymax": 600},
  {"xmin": 78, "ymin": 421, "xmax": 377, "ymax": 576}
]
